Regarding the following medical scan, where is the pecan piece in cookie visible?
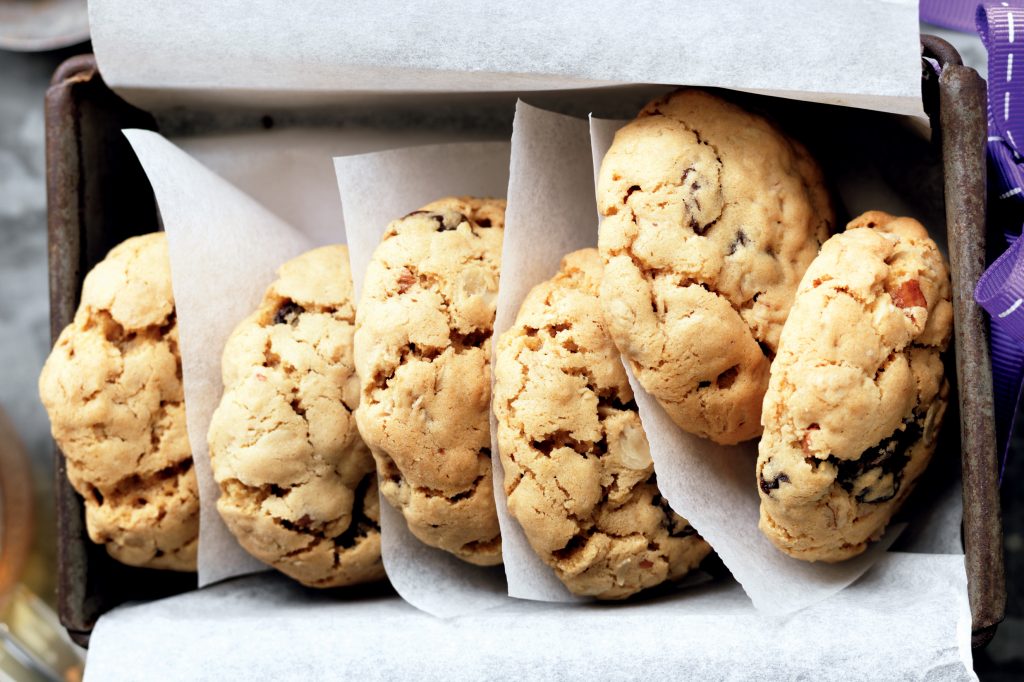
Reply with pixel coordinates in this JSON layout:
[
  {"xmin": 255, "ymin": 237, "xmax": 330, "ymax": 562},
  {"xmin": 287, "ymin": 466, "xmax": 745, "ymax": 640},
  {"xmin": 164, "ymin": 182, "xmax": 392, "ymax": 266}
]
[
  {"xmin": 354, "ymin": 197, "xmax": 505, "ymax": 566},
  {"xmin": 757, "ymin": 211, "xmax": 953, "ymax": 562},
  {"xmin": 889, "ymin": 280, "xmax": 927, "ymax": 310},
  {"xmin": 493, "ymin": 248, "xmax": 711, "ymax": 598},
  {"xmin": 596, "ymin": 89, "xmax": 833, "ymax": 444}
]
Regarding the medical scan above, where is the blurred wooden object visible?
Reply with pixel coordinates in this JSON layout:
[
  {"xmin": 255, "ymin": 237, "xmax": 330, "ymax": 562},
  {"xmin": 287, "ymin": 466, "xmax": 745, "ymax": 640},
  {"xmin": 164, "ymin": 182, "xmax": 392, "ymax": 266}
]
[{"xmin": 0, "ymin": 406, "xmax": 33, "ymax": 607}]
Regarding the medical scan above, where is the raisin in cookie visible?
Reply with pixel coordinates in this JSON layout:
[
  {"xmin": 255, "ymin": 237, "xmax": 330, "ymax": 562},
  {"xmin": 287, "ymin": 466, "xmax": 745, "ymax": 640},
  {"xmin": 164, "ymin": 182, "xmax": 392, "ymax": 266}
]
[
  {"xmin": 757, "ymin": 212, "xmax": 953, "ymax": 562},
  {"xmin": 493, "ymin": 249, "xmax": 711, "ymax": 598},
  {"xmin": 38, "ymin": 233, "xmax": 198, "ymax": 571},
  {"xmin": 208, "ymin": 245, "xmax": 383, "ymax": 588},
  {"xmin": 597, "ymin": 89, "xmax": 833, "ymax": 445},
  {"xmin": 354, "ymin": 197, "xmax": 504, "ymax": 566}
]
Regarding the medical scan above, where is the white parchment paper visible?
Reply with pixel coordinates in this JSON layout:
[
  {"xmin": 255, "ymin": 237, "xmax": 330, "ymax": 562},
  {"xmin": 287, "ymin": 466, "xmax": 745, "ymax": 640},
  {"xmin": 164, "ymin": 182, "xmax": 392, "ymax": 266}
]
[
  {"xmin": 125, "ymin": 127, "xmax": 516, "ymax": 589},
  {"xmin": 83, "ymin": 552, "xmax": 974, "ymax": 681},
  {"xmin": 174, "ymin": 127, "xmax": 501, "ymax": 243},
  {"xmin": 89, "ymin": 0, "xmax": 924, "ymax": 116},
  {"xmin": 127, "ymin": 126, "xmax": 514, "ymax": 587},
  {"xmin": 125, "ymin": 130, "xmax": 318, "ymax": 585},
  {"xmin": 489, "ymin": 101, "xmax": 602, "ymax": 602},
  {"xmin": 334, "ymin": 141, "xmax": 512, "ymax": 617}
]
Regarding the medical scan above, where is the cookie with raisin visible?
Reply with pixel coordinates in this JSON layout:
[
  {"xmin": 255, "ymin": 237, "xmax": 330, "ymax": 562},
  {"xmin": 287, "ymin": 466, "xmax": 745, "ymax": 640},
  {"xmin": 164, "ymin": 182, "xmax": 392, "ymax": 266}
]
[{"xmin": 757, "ymin": 212, "xmax": 952, "ymax": 561}]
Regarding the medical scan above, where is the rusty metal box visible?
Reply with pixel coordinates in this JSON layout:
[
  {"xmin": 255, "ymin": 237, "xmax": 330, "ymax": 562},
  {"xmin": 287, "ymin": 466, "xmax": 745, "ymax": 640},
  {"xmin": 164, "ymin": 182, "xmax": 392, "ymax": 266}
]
[{"xmin": 44, "ymin": 38, "xmax": 1005, "ymax": 648}]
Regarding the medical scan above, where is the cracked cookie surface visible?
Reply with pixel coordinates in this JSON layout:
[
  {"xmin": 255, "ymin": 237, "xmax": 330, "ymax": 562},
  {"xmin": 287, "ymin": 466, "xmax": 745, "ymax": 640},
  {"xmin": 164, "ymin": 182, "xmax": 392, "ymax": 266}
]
[
  {"xmin": 757, "ymin": 212, "xmax": 953, "ymax": 562},
  {"xmin": 597, "ymin": 89, "xmax": 833, "ymax": 444},
  {"xmin": 39, "ymin": 232, "xmax": 198, "ymax": 571},
  {"xmin": 493, "ymin": 248, "xmax": 711, "ymax": 598},
  {"xmin": 354, "ymin": 197, "xmax": 505, "ymax": 566},
  {"xmin": 208, "ymin": 245, "xmax": 384, "ymax": 587}
]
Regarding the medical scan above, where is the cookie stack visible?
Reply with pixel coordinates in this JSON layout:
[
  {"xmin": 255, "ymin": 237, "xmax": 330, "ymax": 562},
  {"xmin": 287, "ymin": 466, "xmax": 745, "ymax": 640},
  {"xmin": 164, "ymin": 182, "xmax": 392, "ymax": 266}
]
[
  {"xmin": 584, "ymin": 89, "xmax": 951, "ymax": 565},
  {"xmin": 38, "ymin": 87, "xmax": 953, "ymax": 603}
]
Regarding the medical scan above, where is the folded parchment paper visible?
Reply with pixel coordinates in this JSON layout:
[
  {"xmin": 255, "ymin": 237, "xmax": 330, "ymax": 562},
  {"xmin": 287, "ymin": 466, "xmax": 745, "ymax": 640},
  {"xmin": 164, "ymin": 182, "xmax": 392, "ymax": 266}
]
[
  {"xmin": 488, "ymin": 101, "xmax": 604, "ymax": 602},
  {"xmin": 89, "ymin": 0, "xmax": 924, "ymax": 116},
  {"xmin": 334, "ymin": 142, "xmax": 512, "ymax": 617},
  {"xmin": 125, "ymin": 128, "xmax": 509, "ymax": 587},
  {"xmin": 125, "ymin": 130, "xmax": 313, "ymax": 584},
  {"xmin": 174, "ymin": 127, "xmax": 503, "ymax": 243},
  {"xmin": 83, "ymin": 552, "xmax": 973, "ymax": 681},
  {"xmin": 487, "ymin": 101, "xmax": 966, "ymax": 617}
]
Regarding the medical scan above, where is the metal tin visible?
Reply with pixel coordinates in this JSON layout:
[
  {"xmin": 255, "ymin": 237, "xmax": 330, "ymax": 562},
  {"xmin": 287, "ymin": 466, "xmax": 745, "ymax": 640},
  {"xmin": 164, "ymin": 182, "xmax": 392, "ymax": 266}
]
[
  {"xmin": 922, "ymin": 35, "xmax": 1007, "ymax": 648},
  {"xmin": 44, "ymin": 55, "xmax": 194, "ymax": 648},
  {"xmin": 44, "ymin": 41, "xmax": 1005, "ymax": 647}
]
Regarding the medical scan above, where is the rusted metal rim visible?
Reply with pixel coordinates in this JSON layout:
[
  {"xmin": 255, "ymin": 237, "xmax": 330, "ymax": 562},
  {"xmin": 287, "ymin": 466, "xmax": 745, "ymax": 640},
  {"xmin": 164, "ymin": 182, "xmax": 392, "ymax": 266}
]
[
  {"xmin": 935, "ymin": 56, "xmax": 1007, "ymax": 647},
  {"xmin": 50, "ymin": 54, "xmax": 97, "ymax": 88},
  {"xmin": 922, "ymin": 34, "xmax": 966, "ymax": 68}
]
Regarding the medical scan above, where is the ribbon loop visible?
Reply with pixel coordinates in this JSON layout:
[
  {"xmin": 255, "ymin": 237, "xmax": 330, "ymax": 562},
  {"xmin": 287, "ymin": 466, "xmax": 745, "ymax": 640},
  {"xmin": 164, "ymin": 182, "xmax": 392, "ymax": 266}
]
[
  {"xmin": 979, "ymin": 2, "xmax": 1024, "ymax": 218},
  {"xmin": 973, "ymin": 2, "xmax": 1024, "ymax": 478}
]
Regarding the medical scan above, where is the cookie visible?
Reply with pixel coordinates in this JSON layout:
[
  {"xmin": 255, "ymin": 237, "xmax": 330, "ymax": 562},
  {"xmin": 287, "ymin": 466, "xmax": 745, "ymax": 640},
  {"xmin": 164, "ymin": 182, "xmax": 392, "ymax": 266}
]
[
  {"xmin": 757, "ymin": 212, "xmax": 953, "ymax": 562},
  {"xmin": 208, "ymin": 245, "xmax": 384, "ymax": 588},
  {"xmin": 596, "ymin": 89, "xmax": 833, "ymax": 444},
  {"xmin": 493, "ymin": 249, "xmax": 711, "ymax": 598},
  {"xmin": 38, "ymin": 233, "xmax": 198, "ymax": 571},
  {"xmin": 354, "ymin": 197, "xmax": 504, "ymax": 566}
]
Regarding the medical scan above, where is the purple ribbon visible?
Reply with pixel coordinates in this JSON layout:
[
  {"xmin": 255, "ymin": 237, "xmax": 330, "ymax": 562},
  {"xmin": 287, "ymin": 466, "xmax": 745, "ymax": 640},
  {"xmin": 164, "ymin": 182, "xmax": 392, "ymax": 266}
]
[
  {"xmin": 921, "ymin": 0, "xmax": 984, "ymax": 31},
  {"xmin": 974, "ymin": 2, "xmax": 1024, "ymax": 477},
  {"xmin": 976, "ymin": 234, "xmax": 1024, "ymax": 477}
]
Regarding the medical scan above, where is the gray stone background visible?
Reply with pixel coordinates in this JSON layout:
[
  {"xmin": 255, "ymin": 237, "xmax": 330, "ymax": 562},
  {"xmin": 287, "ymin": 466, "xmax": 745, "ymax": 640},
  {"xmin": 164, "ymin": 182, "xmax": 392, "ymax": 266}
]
[{"xmin": 0, "ymin": 26, "xmax": 1018, "ymax": 679}]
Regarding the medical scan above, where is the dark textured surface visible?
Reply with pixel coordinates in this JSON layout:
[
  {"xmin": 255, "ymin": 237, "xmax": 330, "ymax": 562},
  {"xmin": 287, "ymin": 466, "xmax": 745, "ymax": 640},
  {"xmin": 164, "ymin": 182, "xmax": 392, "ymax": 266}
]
[{"xmin": 975, "ymin": 420, "xmax": 1024, "ymax": 679}]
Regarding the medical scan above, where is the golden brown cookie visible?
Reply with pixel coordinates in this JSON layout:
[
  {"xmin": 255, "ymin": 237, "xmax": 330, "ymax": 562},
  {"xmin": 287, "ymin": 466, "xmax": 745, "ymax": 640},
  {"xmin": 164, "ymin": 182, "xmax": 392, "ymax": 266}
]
[
  {"xmin": 757, "ymin": 212, "xmax": 953, "ymax": 562},
  {"xmin": 493, "ymin": 249, "xmax": 711, "ymax": 598},
  {"xmin": 354, "ymin": 197, "xmax": 504, "ymax": 566},
  {"xmin": 38, "ymin": 233, "xmax": 197, "ymax": 571},
  {"xmin": 208, "ymin": 245, "xmax": 383, "ymax": 588},
  {"xmin": 597, "ymin": 89, "xmax": 833, "ymax": 444}
]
